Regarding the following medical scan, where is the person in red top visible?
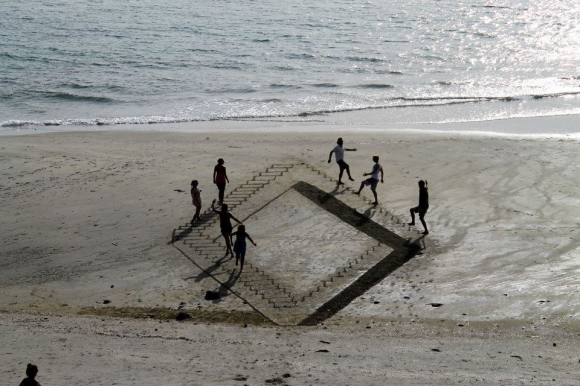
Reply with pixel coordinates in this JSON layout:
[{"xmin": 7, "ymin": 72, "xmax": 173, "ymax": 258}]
[
  {"xmin": 213, "ymin": 158, "xmax": 229, "ymax": 205},
  {"xmin": 19, "ymin": 364, "xmax": 41, "ymax": 386}
]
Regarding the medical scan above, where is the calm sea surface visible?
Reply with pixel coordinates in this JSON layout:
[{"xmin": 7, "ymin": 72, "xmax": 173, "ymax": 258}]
[{"xmin": 1, "ymin": 0, "xmax": 579, "ymax": 132}]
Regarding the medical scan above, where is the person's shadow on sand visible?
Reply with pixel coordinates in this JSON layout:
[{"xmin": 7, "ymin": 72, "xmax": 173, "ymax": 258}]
[
  {"xmin": 363, "ymin": 206, "xmax": 376, "ymax": 220},
  {"xmin": 194, "ymin": 253, "xmax": 232, "ymax": 283},
  {"xmin": 211, "ymin": 269, "xmax": 241, "ymax": 303},
  {"xmin": 404, "ymin": 235, "xmax": 427, "ymax": 253},
  {"xmin": 318, "ymin": 185, "xmax": 349, "ymax": 205}
]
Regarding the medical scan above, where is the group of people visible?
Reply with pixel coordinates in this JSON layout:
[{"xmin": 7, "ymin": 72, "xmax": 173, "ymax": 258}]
[
  {"xmin": 188, "ymin": 139, "xmax": 429, "ymax": 271},
  {"xmin": 190, "ymin": 158, "xmax": 256, "ymax": 271},
  {"xmin": 329, "ymin": 137, "xmax": 429, "ymax": 235}
]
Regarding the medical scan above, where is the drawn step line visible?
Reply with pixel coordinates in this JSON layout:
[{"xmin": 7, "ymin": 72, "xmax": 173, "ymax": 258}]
[{"xmin": 252, "ymin": 285, "xmax": 287, "ymax": 293}]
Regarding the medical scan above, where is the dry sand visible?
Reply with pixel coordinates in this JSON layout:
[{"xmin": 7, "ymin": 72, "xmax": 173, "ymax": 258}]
[{"xmin": 1, "ymin": 129, "xmax": 580, "ymax": 384}]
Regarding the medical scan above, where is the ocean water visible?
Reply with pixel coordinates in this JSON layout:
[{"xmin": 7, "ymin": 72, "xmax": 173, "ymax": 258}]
[{"xmin": 1, "ymin": 0, "xmax": 580, "ymax": 133}]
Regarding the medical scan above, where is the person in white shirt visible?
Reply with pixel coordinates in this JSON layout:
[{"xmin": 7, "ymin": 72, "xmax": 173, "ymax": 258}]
[
  {"xmin": 327, "ymin": 137, "xmax": 357, "ymax": 185},
  {"xmin": 355, "ymin": 155, "xmax": 383, "ymax": 205}
]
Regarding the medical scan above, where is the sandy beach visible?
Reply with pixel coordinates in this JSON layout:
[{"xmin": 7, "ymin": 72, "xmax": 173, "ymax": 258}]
[{"xmin": 1, "ymin": 128, "xmax": 580, "ymax": 384}]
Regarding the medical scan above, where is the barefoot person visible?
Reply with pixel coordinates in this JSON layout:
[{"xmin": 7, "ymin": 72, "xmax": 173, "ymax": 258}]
[
  {"xmin": 190, "ymin": 180, "xmax": 202, "ymax": 226},
  {"xmin": 328, "ymin": 137, "xmax": 357, "ymax": 185},
  {"xmin": 212, "ymin": 199, "xmax": 242, "ymax": 256},
  {"xmin": 213, "ymin": 158, "xmax": 229, "ymax": 205},
  {"xmin": 408, "ymin": 180, "xmax": 429, "ymax": 234},
  {"xmin": 231, "ymin": 224, "xmax": 256, "ymax": 271},
  {"xmin": 19, "ymin": 364, "xmax": 41, "ymax": 386},
  {"xmin": 355, "ymin": 155, "xmax": 383, "ymax": 205}
]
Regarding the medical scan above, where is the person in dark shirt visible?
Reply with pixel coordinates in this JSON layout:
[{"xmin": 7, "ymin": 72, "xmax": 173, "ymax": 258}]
[
  {"xmin": 408, "ymin": 180, "xmax": 429, "ymax": 234},
  {"xmin": 212, "ymin": 199, "xmax": 242, "ymax": 257},
  {"xmin": 19, "ymin": 363, "xmax": 41, "ymax": 386}
]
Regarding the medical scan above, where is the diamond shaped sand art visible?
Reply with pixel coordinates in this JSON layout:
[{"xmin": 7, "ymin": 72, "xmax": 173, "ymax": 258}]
[{"xmin": 172, "ymin": 163, "xmax": 420, "ymax": 325}]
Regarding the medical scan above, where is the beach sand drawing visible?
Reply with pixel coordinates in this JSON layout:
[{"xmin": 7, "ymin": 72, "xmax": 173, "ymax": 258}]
[{"xmin": 172, "ymin": 163, "xmax": 422, "ymax": 325}]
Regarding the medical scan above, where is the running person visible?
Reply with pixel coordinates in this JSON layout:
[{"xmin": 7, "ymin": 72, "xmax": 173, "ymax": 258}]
[
  {"xmin": 355, "ymin": 155, "xmax": 383, "ymax": 205},
  {"xmin": 190, "ymin": 180, "xmax": 202, "ymax": 226},
  {"xmin": 213, "ymin": 158, "xmax": 229, "ymax": 205},
  {"xmin": 408, "ymin": 180, "xmax": 429, "ymax": 234},
  {"xmin": 231, "ymin": 224, "xmax": 256, "ymax": 271},
  {"xmin": 212, "ymin": 199, "xmax": 242, "ymax": 257},
  {"xmin": 328, "ymin": 137, "xmax": 357, "ymax": 185}
]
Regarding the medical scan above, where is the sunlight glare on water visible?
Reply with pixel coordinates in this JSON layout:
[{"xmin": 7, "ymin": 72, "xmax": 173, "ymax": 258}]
[{"xmin": 1, "ymin": 0, "xmax": 579, "ymax": 132}]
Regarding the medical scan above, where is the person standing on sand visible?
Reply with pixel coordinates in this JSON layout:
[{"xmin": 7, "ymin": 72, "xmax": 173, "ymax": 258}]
[
  {"xmin": 190, "ymin": 180, "xmax": 202, "ymax": 226},
  {"xmin": 408, "ymin": 180, "xmax": 429, "ymax": 235},
  {"xmin": 355, "ymin": 155, "xmax": 383, "ymax": 205},
  {"xmin": 212, "ymin": 199, "xmax": 242, "ymax": 257},
  {"xmin": 328, "ymin": 137, "xmax": 357, "ymax": 185},
  {"xmin": 213, "ymin": 158, "xmax": 229, "ymax": 205},
  {"xmin": 19, "ymin": 364, "xmax": 41, "ymax": 386},
  {"xmin": 231, "ymin": 224, "xmax": 256, "ymax": 272}
]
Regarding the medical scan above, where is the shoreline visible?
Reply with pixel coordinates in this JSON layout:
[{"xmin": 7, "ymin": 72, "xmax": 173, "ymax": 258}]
[{"xmin": 1, "ymin": 113, "xmax": 580, "ymax": 138}]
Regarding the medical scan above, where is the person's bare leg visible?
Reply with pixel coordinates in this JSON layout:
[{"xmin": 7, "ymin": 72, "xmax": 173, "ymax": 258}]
[
  {"xmin": 338, "ymin": 168, "xmax": 344, "ymax": 184},
  {"xmin": 420, "ymin": 214, "xmax": 429, "ymax": 234},
  {"xmin": 240, "ymin": 253, "xmax": 245, "ymax": 271},
  {"xmin": 371, "ymin": 189, "xmax": 378, "ymax": 205},
  {"xmin": 355, "ymin": 182, "xmax": 364, "ymax": 195},
  {"xmin": 235, "ymin": 253, "xmax": 239, "ymax": 266},
  {"xmin": 219, "ymin": 190, "xmax": 224, "ymax": 205},
  {"xmin": 408, "ymin": 209, "xmax": 416, "ymax": 225},
  {"xmin": 346, "ymin": 165, "xmax": 354, "ymax": 181},
  {"xmin": 192, "ymin": 206, "xmax": 201, "ymax": 224},
  {"xmin": 223, "ymin": 234, "xmax": 233, "ymax": 256}
]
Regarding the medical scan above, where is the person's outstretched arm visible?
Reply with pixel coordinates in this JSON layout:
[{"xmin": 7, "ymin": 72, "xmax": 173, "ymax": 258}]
[
  {"xmin": 224, "ymin": 167, "xmax": 229, "ymax": 183},
  {"xmin": 345, "ymin": 147, "xmax": 357, "ymax": 151},
  {"xmin": 328, "ymin": 150, "xmax": 334, "ymax": 163},
  {"xmin": 213, "ymin": 166, "xmax": 217, "ymax": 184},
  {"xmin": 229, "ymin": 213, "xmax": 242, "ymax": 224},
  {"xmin": 246, "ymin": 233, "xmax": 257, "ymax": 246}
]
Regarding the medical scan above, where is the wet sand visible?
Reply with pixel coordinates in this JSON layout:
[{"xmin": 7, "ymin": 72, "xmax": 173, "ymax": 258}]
[{"xmin": 1, "ymin": 129, "xmax": 580, "ymax": 384}]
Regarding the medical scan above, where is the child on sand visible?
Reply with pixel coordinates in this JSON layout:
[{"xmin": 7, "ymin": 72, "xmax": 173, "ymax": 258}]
[
  {"xmin": 190, "ymin": 180, "xmax": 202, "ymax": 225},
  {"xmin": 408, "ymin": 180, "xmax": 429, "ymax": 235},
  {"xmin": 212, "ymin": 199, "xmax": 242, "ymax": 257},
  {"xmin": 355, "ymin": 155, "xmax": 383, "ymax": 205},
  {"xmin": 213, "ymin": 158, "xmax": 229, "ymax": 205},
  {"xmin": 19, "ymin": 364, "xmax": 41, "ymax": 386},
  {"xmin": 328, "ymin": 137, "xmax": 357, "ymax": 185},
  {"xmin": 231, "ymin": 224, "xmax": 256, "ymax": 271}
]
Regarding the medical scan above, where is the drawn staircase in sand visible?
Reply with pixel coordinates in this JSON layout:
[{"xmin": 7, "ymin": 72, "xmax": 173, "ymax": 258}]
[{"xmin": 171, "ymin": 162, "xmax": 419, "ymax": 320}]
